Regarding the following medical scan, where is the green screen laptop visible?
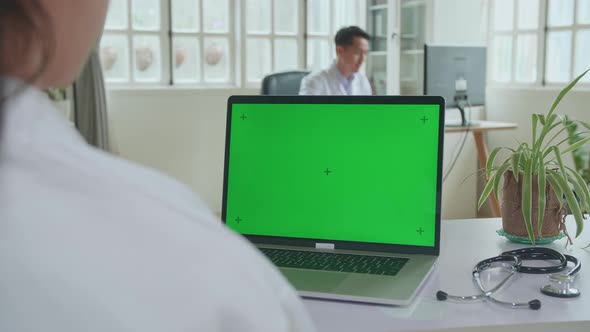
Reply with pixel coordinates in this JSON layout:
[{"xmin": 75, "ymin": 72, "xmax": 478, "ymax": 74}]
[{"xmin": 222, "ymin": 96, "xmax": 444, "ymax": 306}]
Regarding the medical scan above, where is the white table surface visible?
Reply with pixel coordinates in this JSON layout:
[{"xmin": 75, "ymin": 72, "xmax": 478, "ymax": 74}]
[{"xmin": 304, "ymin": 217, "xmax": 590, "ymax": 331}]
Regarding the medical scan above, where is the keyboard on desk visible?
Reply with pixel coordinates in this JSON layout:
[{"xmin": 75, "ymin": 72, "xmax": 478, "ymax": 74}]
[{"xmin": 260, "ymin": 248, "xmax": 409, "ymax": 276}]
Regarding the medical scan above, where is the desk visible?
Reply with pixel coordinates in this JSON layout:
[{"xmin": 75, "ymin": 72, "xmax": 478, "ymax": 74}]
[
  {"xmin": 444, "ymin": 121, "xmax": 517, "ymax": 217},
  {"xmin": 304, "ymin": 218, "xmax": 590, "ymax": 331}
]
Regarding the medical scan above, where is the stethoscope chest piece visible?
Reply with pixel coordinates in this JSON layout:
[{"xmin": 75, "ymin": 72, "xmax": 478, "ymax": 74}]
[{"xmin": 540, "ymin": 273, "xmax": 581, "ymax": 298}]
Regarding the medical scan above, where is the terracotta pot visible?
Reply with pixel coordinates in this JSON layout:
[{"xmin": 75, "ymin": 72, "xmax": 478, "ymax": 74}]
[{"xmin": 501, "ymin": 170, "xmax": 564, "ymax": 239}]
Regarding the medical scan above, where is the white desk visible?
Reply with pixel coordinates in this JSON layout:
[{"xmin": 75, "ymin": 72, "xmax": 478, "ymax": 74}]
[{"xmin": 304, "ymin": 218, "xmax": 590, "ymax": 331}]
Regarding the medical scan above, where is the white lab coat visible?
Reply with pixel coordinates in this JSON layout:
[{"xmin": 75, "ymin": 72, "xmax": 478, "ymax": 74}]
[
  {"xmin": 0, "ymin": 78, "xmax": 315, "ymax": 332},
  {"xmin": 299, "ymin": 62, "xmax": 372, "ymax": 95}
]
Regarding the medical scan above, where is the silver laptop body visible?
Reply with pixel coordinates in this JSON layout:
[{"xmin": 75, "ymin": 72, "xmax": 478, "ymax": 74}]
[{"xmin": 222, "ymin": 95, "xmax": 445, "ymax": 306}]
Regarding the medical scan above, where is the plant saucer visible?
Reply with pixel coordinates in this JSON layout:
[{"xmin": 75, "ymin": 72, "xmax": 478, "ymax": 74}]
[{"xmin": 496, "ymin": 229, "xmax": 565, "ymax": 244}]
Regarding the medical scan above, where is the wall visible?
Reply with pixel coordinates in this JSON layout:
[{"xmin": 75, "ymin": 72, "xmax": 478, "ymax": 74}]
[
  {"xmin": 107, "ymin": 88, "xmax": 485, "ymax": 219},
  {"xmin": 440, "ymin": 108, "xmax": 482, "ymax": 220},
  {"xmin": 486, "ymin": 86, "xmax": 590, "ymax": 170},
  {"xmin": 107, "ymin": 87, "xmax": 257, "ymax": 213},
  {"xmin": 432, "ymin": 0, "xmax": 486, "ymax": 46}
]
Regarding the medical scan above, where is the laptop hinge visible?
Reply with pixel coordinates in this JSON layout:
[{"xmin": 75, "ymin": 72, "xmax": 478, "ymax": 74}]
[{"xmin": 315, "ymin": 242, "xmax": 335, "ymax": 250}]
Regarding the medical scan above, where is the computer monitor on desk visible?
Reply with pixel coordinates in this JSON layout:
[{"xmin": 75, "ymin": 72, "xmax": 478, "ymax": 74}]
[{"xmin": 424, "ymin": 45, "xmax": 486, "ymax": 126}]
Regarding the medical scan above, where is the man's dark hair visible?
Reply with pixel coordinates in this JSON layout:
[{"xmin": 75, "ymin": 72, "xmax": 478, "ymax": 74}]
[{"xmin": 334, "ymin": 26, "xmax": 370, "ymax": 47}]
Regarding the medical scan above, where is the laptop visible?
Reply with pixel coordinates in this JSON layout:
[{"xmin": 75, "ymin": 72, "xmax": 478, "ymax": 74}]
[{"xmin": 222, "ymin": 95, "xmax": 445, "ymax": 306}]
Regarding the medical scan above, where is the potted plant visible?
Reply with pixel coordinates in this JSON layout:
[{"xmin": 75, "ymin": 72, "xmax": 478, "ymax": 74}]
[
  {"xmin": 478, "ymin": 69, "xmax": 590, "ymax": 245},
  {"xmin": 565, "ymin": 117, "xmax": 590, "ymax": 186}
]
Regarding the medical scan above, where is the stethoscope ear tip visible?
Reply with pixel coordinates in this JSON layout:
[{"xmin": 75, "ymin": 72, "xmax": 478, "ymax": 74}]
[
  {"xmin": 436, "ymin": 290, "xmax": 448, "ymax": 301},
  {"xmin": 528, "ymin": 299, "xmax": 541, "ymax": 310}
]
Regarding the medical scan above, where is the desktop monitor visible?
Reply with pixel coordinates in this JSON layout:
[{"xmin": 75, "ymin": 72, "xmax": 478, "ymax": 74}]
[{"xmin": 424, "ymin": 45, "xmax": 486, "ymax": 125}]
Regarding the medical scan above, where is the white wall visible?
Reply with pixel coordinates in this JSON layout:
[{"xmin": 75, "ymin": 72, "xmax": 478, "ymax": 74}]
[
  {"xmin": 440, "ymin": 109, "xmax": 481, "ymax": 220},
  {"xmin": 107, "ymin": 87, "xmax": 257, "ymax": 213},
  {"xmin": 486, "ymin": 86, "xmax": 590, "ymax": 170},
  {"xmin": 432, "ymin": 0, "xmax": 486, "ymax": 46},
  {"xmin": 106, "ymin": 88, "xmax": 480, "ymax": 219}
]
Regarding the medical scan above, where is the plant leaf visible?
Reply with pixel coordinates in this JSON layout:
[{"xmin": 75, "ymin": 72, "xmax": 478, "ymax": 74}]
[
  {"xmin": 575, "ymin": 119, "xmax": 590, "ymax": 131},
  {"xmin": 547, "ymin": 68, "xmax": 590, "ymax": 118},
  {"xmin": 535, "ymin": 114, "xmax": 560, "ymax": 152},
  {"xmin": 541, "ymin": 123, "xmax": 571, "ymax": 155},
  {"xmin": 532, "ymin": 114, "xmax": 539, "ymax": 147},
  {"xmin": 522, "ymin": 158, "xmax": 535, "ymax": 245},
  {"xmin": 478, "ymin": 171, "xmax": 498, "ymax": 209},
  {"xmin": 478, "ymin": 158, "xmax": 510, "ymax": 210},
  {"xmin": 567, "ymin": 176, "xmax": 588, "ymax": 216},
  {"xmin": 565, "ymin": 116, "xmax": 579, "ymax": 144},
  {"xmin": 546, "ymin": 173, "xmax": 565, "ymax": 211},
  {"xmin": 552, "ymin": 146, "xmax": 568, "ymax": 185},
  {"xmin": 561, "ymin": 136, "xmax": 590, "ymax": 155},
  {"xmin": 547, "ymin": 169, "xmax": 585, "ymax": 237},
  {"xmin": 537, "ymin": 154, "xmax": 546, "ymax": 237},
  {"xmin": 521, "ymin": 143, "xmax": 531, "ymax": 160},
  {"xmin": 487, "ymin": 147, "xmax": 503, "ymax": 179},
  {"xmin": 511, "ymin": 152, "xmax": 522, "ymax": 183},
  {"xmin": 566, "ymin": 166, "xmax": 590, "ymax": 213},
  {"xmin": 493, "ymin": 160, "xmax": 511, "ymax": 202}
]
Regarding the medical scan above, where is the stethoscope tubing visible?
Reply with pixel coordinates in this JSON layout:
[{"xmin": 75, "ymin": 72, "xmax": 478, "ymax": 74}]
[{"xmin": 436, "ymin": 247, "xmax": 580, "ymax": 310}]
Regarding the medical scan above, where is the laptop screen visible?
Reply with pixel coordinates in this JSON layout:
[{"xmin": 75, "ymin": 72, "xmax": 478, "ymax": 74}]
[{"xmin": 223, "ymin": 96, "xmax": 444, "ymax": 251}]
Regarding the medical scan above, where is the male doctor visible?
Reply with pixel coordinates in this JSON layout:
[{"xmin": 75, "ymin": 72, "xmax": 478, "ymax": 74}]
[{"xmin": 299, "ymin": 26, "xmax": 372, "ymax": 95}]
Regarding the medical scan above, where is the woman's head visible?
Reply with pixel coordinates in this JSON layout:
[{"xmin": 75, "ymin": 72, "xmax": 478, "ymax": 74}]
[{"xmin": 0, "ymin": 0, "xmax": 109, "ymax": 88}]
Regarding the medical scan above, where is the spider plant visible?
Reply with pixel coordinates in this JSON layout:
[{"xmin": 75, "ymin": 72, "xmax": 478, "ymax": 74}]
[
  {"xmin": 565, "ymin": 117, "xmax": 590, "ymax": 186},
  {"xmin": 478, "ymin": 68, "xmax": 590, "ymax": 245}
]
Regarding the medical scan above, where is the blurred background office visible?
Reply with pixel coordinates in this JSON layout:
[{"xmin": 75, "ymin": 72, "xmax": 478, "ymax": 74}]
[{"xmin": 60, "ymin": 0, "xmax": 590, "ymax": 221}]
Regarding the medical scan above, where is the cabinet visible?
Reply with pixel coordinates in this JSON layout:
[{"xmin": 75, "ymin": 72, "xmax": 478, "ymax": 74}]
[{"xmin": 367, "ymin": 0, "xmax": 432, "ymax": 95}]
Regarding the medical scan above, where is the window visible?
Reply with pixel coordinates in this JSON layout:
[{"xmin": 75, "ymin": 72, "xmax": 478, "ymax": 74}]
[
  {"xmin": 307, "ymin": 0, "xmax": 363, "ymax": 72},
  {"xmin": 171, "ymin": 0, "xmax": 233, "ymax": 84},
  {"xmin": 101, "ymin": 0, "xmax": 234, "ymax": 85},
  {"xmin": 545, "ymin": 0, "xmax": 590, "ymax": 83},
  {"xmin": 243, "ymin": 0, "xmax": 301, "ymax": 84},
  {"xmin": 100, "ymin": 0, "xmax": 365, "ymax": 87},
  {"xmin": 101, "ymin": 0, "xmax": 165, "ymax": 83},
  {"xmin": 488, "ymin": 0, "xmax": 590, "ymax": 85}
]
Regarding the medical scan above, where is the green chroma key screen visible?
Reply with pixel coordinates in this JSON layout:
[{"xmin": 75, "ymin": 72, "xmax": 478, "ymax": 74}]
[{"xmin": 224, "ymin": 102, "xmax": 440, "ymax": 247}]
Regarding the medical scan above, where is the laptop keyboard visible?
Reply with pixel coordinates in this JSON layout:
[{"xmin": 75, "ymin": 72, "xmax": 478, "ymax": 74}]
[{"xmin": 260, "ymin": 248, "xmax": 409, "ymax": 276}]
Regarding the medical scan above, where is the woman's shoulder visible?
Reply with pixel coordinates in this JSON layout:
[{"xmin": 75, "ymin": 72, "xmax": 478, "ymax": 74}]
[{"xmin": 1, "ymin": 82, "xmax": 212, "ymax": 225}]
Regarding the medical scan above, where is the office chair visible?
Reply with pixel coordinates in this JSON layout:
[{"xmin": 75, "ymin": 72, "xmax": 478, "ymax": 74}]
[{"xmin": 261, "ymin": 70, "xmax": 310, "ymax": 95}]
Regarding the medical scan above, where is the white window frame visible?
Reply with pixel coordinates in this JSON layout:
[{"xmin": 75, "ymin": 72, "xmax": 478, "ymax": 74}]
[
  {"xmin": 544, "ymin": 0, "xmax": 590, "ymax": 86},
  {"xmin": 241, "ymin": 0, "xmax": 306, "ymax": 88},
  {"xmin": 170, "ymin": 0, "xmax": 236, "ymax": 86},
  {"xmin": 102, "ymin": 0, "xmax": 170, "ymax": 86},
  {"xmin": 487, "ymin": 0, "xmax": 590, "ymax": 88},
  {"xmin": 103, "ymin": 0, "xmax": 236, "ymax": 87},
  {"xmin": 102, "ymin": 0, "xmax": 368, "ymax": 89},
  {"xmin": 306, "ymin": 0, "xmax": 367, "ymax": 72}
]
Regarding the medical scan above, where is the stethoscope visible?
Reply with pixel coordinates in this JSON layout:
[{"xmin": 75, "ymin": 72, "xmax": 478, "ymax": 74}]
[{"xmin": 436, "ymin": 247, "xmax": 581, "ymax": 310}]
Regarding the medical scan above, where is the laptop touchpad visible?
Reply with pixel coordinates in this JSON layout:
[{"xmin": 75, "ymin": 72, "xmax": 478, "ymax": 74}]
[{"xmin": 281, "ymin": 268, "xmax": 348, "ymax": 292}]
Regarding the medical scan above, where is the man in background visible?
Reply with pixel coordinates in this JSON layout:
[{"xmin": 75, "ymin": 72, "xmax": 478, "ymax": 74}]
[{"xmin": 299, "ymin": 26, "xmax": 372, "ymax": 95}]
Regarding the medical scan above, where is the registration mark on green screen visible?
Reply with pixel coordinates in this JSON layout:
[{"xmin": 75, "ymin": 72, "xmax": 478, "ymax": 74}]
[{"xmin": 225, "ymin": 103, "xmax": 440, "ymax": 247}]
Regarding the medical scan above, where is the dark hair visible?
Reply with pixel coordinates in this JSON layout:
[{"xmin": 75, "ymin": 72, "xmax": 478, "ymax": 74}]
[
  {"xmin": 334, "ymin": 26, "xmax": 370, "ymax": 47},
  {"xmin": 0, "ymin": 1, "xmax": 53, "ymax": 144}
]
